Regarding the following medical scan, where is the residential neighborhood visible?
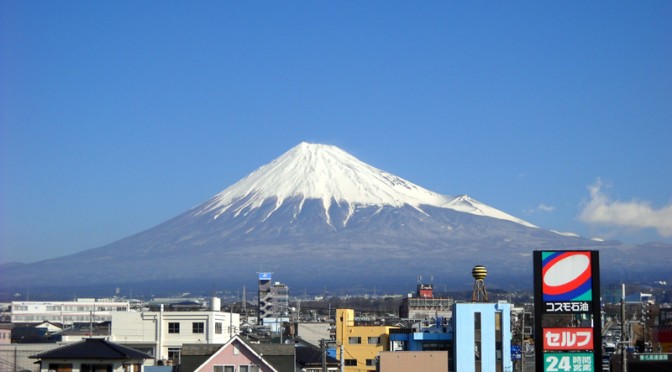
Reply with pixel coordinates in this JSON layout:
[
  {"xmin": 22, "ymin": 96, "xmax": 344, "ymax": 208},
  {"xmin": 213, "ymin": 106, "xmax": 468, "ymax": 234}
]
[{"xmin": 1, "ymin": 270, "xmax": 671, "ymax": 372}]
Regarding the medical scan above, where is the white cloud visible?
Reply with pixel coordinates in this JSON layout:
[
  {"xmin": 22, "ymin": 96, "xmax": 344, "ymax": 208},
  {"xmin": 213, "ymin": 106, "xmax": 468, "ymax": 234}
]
[
  {"xmin": 537, "ymin": 204, "xmax": 555, "ymax": 212},
  {"xmin": 579, "ymin": 179, "xmax": 672, "ymax": 237}
]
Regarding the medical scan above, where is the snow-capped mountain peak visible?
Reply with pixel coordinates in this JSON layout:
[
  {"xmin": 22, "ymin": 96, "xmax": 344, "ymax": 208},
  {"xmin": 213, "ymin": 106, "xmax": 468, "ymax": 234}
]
[{"xmin": 199, "ymin": 142, "xmax": 534, "ymax": 227}]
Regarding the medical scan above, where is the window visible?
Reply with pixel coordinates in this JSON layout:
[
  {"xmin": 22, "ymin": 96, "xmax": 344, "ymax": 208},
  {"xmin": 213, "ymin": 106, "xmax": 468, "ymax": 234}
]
[
  {"xmin": 348, "ymin": 336, "xmax": 361, "ymax": 344},
  {"xmin": 213, "ymin": 366, "xmax": 234, "ymax": 372},
  {"xmin": 81, "ymin": 364, "xmax": 113, "ymax": 372},
  {"xmin": 366, "ymin": 359, "xmax": 377, "ymax": 367},
  {"xmin": 215, "ymin": 322, "xmax": 222, "ymax": 334},
  {"xmin": 168, "ymin": 322, "xmax": 180, "ymax": 334},
  {"xmin": 368, "ymin": 336, "xmax": 380, "ymax": 345},
  {"xmin": 193, "ymin": 322, "xmax": 204, "ymax": 334},
  {"xmin": 344, "ymin": 359, "xmax": 357, "ymax": 366},
  {"xmin": 48, "ymin": 364, "xmax": 74, "ymax": 372},
  {"xmin": 168, "ymin": 347, "xmax": 181, "ymax": 364}
]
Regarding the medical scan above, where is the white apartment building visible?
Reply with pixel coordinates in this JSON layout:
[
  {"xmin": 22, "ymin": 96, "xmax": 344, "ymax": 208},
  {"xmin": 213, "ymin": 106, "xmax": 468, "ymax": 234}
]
[
  {"xmin": 110, "ymin": 300, "xmax": 240, "ymax": 365},
  {"xmin": 11, "ymin": 299, "xmax": 130, "ymax": 324}
]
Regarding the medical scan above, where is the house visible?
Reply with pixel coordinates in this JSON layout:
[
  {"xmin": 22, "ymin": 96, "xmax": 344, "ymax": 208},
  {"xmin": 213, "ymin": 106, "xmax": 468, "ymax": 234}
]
[
  {"xmin": 110, "ymin": 303, "xmax": 239, "ymax": 364},
  {"xmin": 0, "ymin": 323, "xmax": 13, "ymax": 345},
  {"xmin": 180, "ymin": 335, "xmax": 294, "ymax": 372},
  {"xmin": 30, "ymin": 338, "xmax": 152, "ymax": 372}
]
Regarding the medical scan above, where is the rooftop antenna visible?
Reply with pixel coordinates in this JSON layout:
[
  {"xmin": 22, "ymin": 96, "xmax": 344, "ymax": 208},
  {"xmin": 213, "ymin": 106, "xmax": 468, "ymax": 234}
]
[
  {"xmin": 471, "ymin": 265, "xmax": 489, "ymax": 302},
  {"xmin": 242, "ymin": 285, "xmax": 246, "ymax": 313}
]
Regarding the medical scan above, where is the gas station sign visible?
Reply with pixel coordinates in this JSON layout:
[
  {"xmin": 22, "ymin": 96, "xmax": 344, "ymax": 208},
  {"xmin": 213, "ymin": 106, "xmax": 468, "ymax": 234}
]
[
  {"xmin": 543, "ymin": 328, "xmax": 593, "ymax": 351},
  {"xmin": 543, "ymin": 352, "xmax": 594, "ymax": 372},
  {"xmin": 534, "ymin": 251, "xmax": 601, "ymax": 372}
]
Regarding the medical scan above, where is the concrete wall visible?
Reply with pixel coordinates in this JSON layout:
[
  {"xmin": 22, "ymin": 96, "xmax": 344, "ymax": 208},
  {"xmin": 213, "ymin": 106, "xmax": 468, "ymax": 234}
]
[{"xmin": 378, "ymin": 351, "xmax": 449, "ymax": 372}]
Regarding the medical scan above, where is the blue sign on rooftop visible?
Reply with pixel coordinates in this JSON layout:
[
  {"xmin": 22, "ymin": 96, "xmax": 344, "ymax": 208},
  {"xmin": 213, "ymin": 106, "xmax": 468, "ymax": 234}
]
[{"xmin": 258, "ymin": 272, "xmax": 272, "ymax": 280}]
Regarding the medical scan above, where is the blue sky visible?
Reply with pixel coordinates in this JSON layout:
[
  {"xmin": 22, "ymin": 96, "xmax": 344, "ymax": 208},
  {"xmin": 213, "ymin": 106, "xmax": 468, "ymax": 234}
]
[{"xmin": 1, "ymin": 1, "xmax": 671, "ymax": 264}]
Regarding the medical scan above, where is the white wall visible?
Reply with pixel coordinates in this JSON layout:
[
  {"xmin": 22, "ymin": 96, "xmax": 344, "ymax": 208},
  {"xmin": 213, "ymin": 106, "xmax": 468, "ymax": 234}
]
[{"xmin": 110, "ymin": 310, "xmax": 241, "ymax": 361}]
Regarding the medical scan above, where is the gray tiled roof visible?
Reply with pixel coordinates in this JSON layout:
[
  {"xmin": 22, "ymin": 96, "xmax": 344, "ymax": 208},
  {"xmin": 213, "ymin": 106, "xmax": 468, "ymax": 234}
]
[{"xmin": 30, "ymin": 338, "xmax": 151, "ymax": 360}]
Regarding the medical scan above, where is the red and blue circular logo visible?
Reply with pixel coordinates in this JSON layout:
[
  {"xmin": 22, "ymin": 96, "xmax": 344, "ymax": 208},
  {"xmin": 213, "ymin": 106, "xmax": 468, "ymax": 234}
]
[{"xmin": 542, "ymin": 251, "xmax": 592, "ymax": 301}]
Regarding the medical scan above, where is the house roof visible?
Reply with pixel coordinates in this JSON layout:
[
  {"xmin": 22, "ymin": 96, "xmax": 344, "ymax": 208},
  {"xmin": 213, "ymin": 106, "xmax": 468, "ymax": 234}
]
[
  {"xmin": 180, "ymin": 344, "xmax": 226, "ymax": 372},
  {"xmin": 30, "ymin": 338, "xmax": 152, "ymax": 360},
  {"xmin": 294, "ymin": 340, "xmax": 339, "ymax": 367},
  {"xmin": 248, "ymin": 343, "xmax": 295, "ymax": 372},
  {"xmin": 182, "ymin": 336, "xmax": 295, "ymax": 372}
]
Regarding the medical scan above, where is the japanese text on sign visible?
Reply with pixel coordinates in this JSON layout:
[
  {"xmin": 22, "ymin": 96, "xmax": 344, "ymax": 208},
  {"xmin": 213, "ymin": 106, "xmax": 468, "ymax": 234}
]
[
  {"xmin": 545, "ymin": 301, "xmax": 591, "ymax": 313},
  {"xmin": 543, "ymin": 328, "xmax": 593, "ymax": 351},
  {"xmin": 544, "ymin": 353, "xmax": 593, "ymax": 372}
]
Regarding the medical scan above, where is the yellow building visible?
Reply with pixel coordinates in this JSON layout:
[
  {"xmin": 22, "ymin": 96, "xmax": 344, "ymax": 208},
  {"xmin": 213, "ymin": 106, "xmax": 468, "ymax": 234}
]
[{"xmin": 335, "ymin": 309, "xmax": 396, "ymax": 372}]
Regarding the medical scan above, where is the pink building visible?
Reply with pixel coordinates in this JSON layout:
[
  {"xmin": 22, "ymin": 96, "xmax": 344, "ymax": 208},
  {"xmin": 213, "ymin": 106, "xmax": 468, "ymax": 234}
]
[{"xmin": 181, "ymin": 335, "xmax": 294, "ymax": 372}]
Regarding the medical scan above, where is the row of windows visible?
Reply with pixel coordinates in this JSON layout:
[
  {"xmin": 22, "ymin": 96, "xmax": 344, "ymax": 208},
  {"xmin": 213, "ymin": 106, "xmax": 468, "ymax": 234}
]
[
  {"xmin": 12, "ymin": 306, "xmax": 128, "ymax": 313},
  {"xmin": 348, "ymin": 336, "xmax": 380, "ymax": 345},
  {"xmin": 12, "ymin": 315, "xmax": 112, "ymax": 322},
  {"xmin": 213, "ymin": 365, "xmax": 260, "ymax": 372},
  {"xmin": 168, "ymin": 322, "xmax": 223, "ymax": 334},
  {"xmin": 344, "ymin": 359, "xmax": 377, "ymax": 367}
]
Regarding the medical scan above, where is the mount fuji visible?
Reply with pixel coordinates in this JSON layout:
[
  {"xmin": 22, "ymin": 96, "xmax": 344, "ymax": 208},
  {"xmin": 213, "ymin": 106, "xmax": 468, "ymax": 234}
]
[{"xmin": 2, "ymin": 143, "xmax": 670, "ymax": 296}]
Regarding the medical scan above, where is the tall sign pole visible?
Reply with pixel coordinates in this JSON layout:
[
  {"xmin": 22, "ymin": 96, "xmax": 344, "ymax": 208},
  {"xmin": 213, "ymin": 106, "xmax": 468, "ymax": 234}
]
[
  {"xmin": 621, "ymin": 283, "xmax": 627, "ymax": 372},
  {"xmin": 534, "ymin": 250, "xmax": 602, "ymax": 372}
]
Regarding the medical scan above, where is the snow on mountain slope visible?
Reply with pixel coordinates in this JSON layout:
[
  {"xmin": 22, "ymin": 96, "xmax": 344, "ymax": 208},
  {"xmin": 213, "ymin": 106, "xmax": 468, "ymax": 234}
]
[
  {"xmin": 198, "ymin": 142, "xmax": 535, "ymax": 227},
  {"xmin": 443, "ymin": 195, "xmax": 537, "ymax": 228}
]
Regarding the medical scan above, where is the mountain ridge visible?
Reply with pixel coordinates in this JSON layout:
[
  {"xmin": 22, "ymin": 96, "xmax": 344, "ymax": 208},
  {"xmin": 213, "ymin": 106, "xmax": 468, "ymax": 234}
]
[{"xmin": 1, "ymin": 142, "xmax": 670, "ymax": 298}]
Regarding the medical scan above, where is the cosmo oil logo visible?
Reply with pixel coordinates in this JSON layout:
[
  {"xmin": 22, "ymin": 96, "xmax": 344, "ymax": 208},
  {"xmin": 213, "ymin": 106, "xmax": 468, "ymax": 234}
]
[{"xmin": 542, "ymin": 251, "xmax": 592, "ymax": 302}]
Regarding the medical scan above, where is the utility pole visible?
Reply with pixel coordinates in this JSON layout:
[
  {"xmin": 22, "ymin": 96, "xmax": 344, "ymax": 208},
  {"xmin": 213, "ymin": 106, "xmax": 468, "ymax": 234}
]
[
  {"xmin": 242, "ymin": 285, "xmax": 246, "ymax": 314},
  {"xmin": 321, "ymin": 339, "xmax": 327, "ymax": 372},
  {"xmin": 621, "ymin": 283, "xmax": 627, "ymax": 372},
  {"xmin": 520, "ymin": 311, "xmax": 525, "ymax": 372},
  {"xmin": 340, "ymin": 344, "xmax": 344, "ymax": 372}
]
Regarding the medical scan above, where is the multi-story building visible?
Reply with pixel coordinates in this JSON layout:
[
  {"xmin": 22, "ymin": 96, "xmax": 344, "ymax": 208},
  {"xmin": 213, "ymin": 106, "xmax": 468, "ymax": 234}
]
[
  {"xmin": 335, "ymin": 309, "xmax": 396, "ymax": 372},
  {"xmin": 109, "ymin": 298, "xmax": 240, "ymax": 365},
  {"xmin": 11, "ymin": 299, "xmax": 130, "ymax": 325},
  {"xmin": 652, "ymin": 307, "xmax": 672, "ymax": 352},
  {"xmin": 452, "ymin": 302, "xmax": 512, "ymax": 372},
  {"xmin": 388, "ymin": 301, "xmax": 513, "ymax": 371},
  {"xmin": 398, "ymin": 284, "xmax": 453, "ymax": 320},
  {"xmin": 258, "ymin": 273, "xmax": 290, "ymax": 324}
]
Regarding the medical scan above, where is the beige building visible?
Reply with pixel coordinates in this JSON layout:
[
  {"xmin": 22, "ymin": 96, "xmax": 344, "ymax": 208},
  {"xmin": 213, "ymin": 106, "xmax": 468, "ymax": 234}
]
[{"xmin": 378, "ymin": 351, "xmax": 449, "ymax": 372}]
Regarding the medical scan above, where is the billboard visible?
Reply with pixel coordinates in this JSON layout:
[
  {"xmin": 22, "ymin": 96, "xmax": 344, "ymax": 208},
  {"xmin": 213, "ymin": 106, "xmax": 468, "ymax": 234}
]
[
  {"xmin": 534, "ymin": 250, "xmax": 601, "ymax": 372},
  {"xmin": 539, "ymin": 251, "xmax": 595, "ymax": 314}
]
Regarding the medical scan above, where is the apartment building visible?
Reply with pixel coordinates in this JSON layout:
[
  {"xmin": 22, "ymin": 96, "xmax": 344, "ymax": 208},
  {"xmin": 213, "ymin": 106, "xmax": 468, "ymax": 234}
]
[{"xmin": 11, "ymin": 299, "xmax": 130, "ymax": 325}]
